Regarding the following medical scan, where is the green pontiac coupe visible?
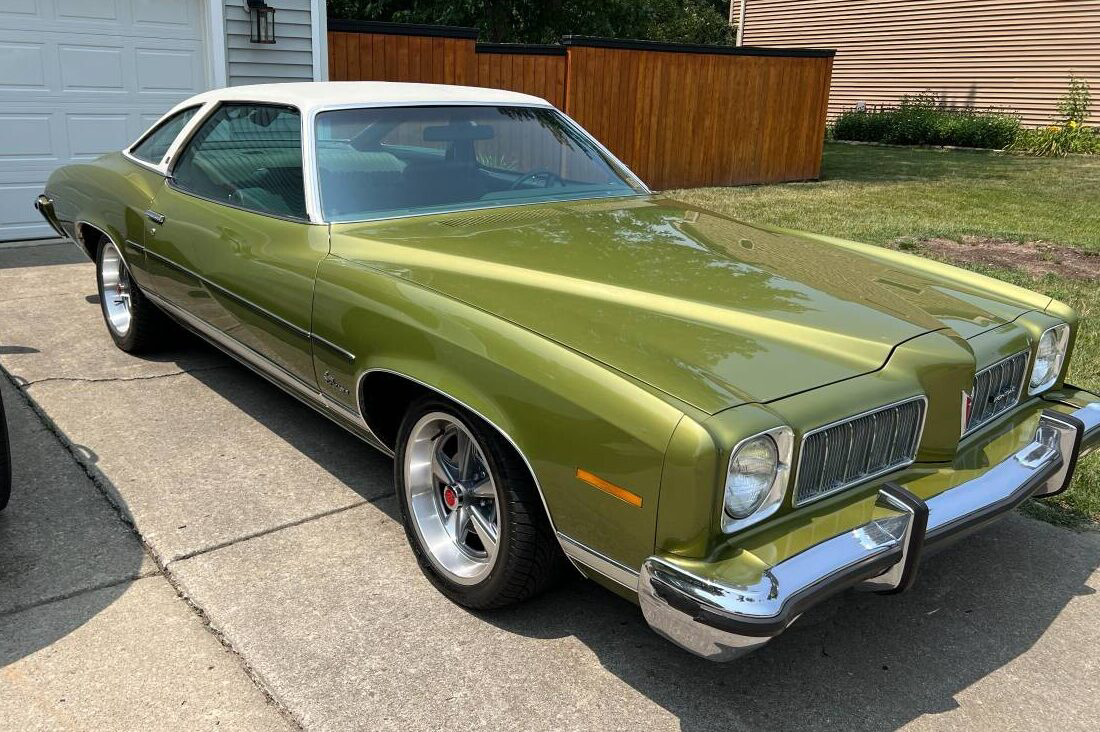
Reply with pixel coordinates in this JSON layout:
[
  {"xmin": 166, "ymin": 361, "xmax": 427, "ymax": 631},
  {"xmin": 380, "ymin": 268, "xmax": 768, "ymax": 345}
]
[{"xmin": 36, "ymin": 82, "xmax": 1100, "ymax": 661}]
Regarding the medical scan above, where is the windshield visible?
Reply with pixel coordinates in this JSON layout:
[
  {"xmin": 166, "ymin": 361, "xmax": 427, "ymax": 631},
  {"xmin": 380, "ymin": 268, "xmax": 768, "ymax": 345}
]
[{"xmin": 314, "ymin": 105, "xmax": 644, "ymax": 221}]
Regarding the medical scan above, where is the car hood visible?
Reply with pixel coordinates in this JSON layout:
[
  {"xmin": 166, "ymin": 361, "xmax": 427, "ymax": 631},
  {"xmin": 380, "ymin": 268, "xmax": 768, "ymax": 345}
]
[{"xmin": 331, "ymin": 197, "xmax": 1035, "ymax": 414}]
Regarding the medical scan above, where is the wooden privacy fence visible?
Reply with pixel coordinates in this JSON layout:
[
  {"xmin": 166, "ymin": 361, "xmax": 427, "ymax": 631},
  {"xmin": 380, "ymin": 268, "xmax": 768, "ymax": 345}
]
[{"xmin": 328, "ymin": 21, "xmax": 834, "ymax": 189}]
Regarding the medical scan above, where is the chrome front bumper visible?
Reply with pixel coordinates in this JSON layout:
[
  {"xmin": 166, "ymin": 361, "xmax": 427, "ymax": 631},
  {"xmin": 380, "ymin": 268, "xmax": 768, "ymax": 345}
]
[{"xmin": 640, "ymin": 404, "xmax": 1100, "ymax": 662}]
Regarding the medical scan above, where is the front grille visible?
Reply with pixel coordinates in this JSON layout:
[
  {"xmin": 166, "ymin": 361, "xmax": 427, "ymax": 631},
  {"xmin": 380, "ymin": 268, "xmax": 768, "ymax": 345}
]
[
  {"xmin": 965, "ymin": 351, "xmax": 1029, "ymax": 434},
  {"xmin": 794, "ymin": 397, "xmax": 926, "ymax": 506}
]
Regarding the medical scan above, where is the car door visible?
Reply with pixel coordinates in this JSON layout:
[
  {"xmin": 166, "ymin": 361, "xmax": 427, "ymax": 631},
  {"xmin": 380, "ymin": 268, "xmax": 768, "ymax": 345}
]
[{"xmin": 144, "ymin": 102, "xmax": 328, "ymax": 388}]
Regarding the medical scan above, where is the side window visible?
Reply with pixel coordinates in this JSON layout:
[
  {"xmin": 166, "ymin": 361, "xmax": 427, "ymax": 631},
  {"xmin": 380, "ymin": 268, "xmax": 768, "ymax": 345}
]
[
  {"xmin": 171, "ymin": 103, "xmax": 306, "ymax": 220},
  {"xmin": 130, "ymin": 106, "xmax": 200, "ymax": 164}
]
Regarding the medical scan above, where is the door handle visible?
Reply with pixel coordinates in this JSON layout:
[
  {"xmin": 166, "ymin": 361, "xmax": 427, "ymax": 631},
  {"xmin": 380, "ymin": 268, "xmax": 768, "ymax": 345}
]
[{"xmin": 145, "ymin": 210, "xmax": 165, "ymax": 225}]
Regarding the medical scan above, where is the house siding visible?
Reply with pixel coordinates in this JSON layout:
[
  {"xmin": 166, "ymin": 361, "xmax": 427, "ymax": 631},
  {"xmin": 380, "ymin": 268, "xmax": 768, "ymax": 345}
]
[
  {"xmin": 740, "ymin": 0, "xmax": 1100, "ymax": 126},
  {"xmin": 224, "ymin": 0, "xmax": 316, "ymax": 86}
]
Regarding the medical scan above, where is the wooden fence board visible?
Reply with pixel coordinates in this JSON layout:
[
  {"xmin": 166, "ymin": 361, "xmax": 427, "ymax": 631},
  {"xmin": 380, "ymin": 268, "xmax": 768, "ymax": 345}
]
[{"xmin": 326, "ymin": 24, "xmax": 833, "ymax": 189}]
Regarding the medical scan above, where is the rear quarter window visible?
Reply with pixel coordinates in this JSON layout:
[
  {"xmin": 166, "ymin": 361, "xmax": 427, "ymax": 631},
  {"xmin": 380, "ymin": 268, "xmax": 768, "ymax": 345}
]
[{"xmin": 130, "ymin": 106, "xmax": 200, "ymax": 165}]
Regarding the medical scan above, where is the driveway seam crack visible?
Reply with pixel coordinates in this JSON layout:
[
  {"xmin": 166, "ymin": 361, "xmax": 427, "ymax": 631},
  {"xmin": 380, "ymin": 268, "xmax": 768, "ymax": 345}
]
[
  {"xmin": 0, "ymin": 363, "xmax": 306, "ymax": 731},
  {"xmin": 16, "ymin": 364, "xmax": 232, "ymax": 388},
  {"xmin": 0, "ymin": 569, "xmax": 162, "ymax": 618},
  {"xmin": 167, "ymin": 499, "xmax": 376, "ymax": 565}
]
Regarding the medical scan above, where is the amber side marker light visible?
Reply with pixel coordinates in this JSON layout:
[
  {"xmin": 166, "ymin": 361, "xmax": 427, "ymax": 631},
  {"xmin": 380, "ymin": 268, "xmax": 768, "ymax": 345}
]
[{"xmin": 575, "ymin": 468, "xmax": 643, "ymax": 507}]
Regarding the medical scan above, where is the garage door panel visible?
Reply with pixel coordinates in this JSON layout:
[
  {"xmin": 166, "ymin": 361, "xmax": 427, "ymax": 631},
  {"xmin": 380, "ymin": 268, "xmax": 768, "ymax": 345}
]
[
  {"xmin": 66, "ymin": 114, "xmax": 131, "ymax": 159},
  {"xmin": 0, "ymin": 114, "xmax": 54, "ymax": 161},
  {"xmin": 0, "ymin": 1, "xmax": 203, "ymax": 42},
  {"xmin": 1, "ymin": 104, "xmax": 175, "ymax": 174},
  {"xmin": 0, "ymin": 0, "xmax": 40, "ymax": 18},
  {"xmin": 60, "ymin": 45, "xmax": 126, "ymax": 92},
  {"xmin": 136, "ymin": 47, "xmax": 205, "ymax": 94},
  {"xmin": 2, "ymin": 31, "xmax": 205, "ymax": 99},
  {"xmin": 133, "ymin": 0, "xmax": 196, "ymax": 28},
  {"xmin": 0, "ymin": 181, "xmax": 55, "ymax": 239},
  {"xmin": 0, "ymin": 40, "xmax": 47, "ymax": 89},
  {"xmin": 0, "ymin": 0, "xmax": 208, "ymax": 240},
  {"xmin": 56, "ymin": 0, "xmax": 118, "ymax": 22}
]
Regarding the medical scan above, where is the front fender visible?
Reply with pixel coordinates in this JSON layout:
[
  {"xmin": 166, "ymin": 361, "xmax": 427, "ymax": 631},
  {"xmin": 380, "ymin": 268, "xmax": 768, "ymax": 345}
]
[{"xmin": 312, "ymin": 255, "xmax": 685, "ymax": 572}]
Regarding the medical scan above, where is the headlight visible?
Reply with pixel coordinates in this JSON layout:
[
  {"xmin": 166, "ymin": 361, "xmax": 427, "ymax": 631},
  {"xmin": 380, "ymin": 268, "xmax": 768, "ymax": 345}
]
[
  {"xmin": 1029, "ymin": 323, "xmax": 1070, "ymax": 394},
  {"xmin": 723, "ymin": 427, "xmax": 793, "ymax": 532}
]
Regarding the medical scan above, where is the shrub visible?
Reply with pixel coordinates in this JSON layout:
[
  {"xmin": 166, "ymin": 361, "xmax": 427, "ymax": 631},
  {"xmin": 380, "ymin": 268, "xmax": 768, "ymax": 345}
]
[
  {"xmin": 1011, "ymin": 76, "xmax": 1100, "ymax": 156},
  {"xmin": 831, "ymin": 93, "xmax": 1021, "ymax": 149},
  {"xmin": 1012, "ymin": 125, "xmax": 1100, "ymax": 157}
]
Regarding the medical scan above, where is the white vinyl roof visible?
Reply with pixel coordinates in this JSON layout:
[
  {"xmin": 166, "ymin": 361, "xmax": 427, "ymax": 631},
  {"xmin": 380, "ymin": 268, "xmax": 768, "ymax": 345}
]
[{"xmin": 183, "ymin": 81, "xmax": 553, "ymax": 114}]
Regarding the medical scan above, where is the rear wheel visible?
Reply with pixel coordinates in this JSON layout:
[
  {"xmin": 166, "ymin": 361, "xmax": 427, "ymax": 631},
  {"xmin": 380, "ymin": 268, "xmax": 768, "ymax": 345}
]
[
  {"xmin": 394, "ymin": 396, "xmax": 564, "ymax": 609},
  {"xmin": 95, "ymin": 238, "xmax": 166, "ymax": 353}
]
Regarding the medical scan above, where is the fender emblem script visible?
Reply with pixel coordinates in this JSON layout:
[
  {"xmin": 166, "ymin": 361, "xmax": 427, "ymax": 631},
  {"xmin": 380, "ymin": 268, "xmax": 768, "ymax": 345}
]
[{"xmin": 322, "ymin": 370, "xmax": 351, "ymax": 396}]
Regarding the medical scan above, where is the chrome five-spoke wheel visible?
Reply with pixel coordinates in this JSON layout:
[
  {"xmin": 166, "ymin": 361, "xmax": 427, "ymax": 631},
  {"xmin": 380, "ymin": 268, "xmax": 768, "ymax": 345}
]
[
  {"xmin": 95, "ymin": 234, "xmax": 169, "ymax": 353},
  {"xmin": 99, "ymin": 241, "xmax": 133, "ymax": 337},
  {"xmin": 404, "ymin": 411, "xmax": 501, "ymax": 585},
  {"xmin": 395, "ymin": 396, "xmax": 566, "ymax": 608}
]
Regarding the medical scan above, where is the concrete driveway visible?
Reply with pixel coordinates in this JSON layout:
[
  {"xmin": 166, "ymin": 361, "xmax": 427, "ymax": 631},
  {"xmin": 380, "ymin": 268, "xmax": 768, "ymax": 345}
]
[{"xmin": 1, "ymin": 241, "xmax": 1099, "ymax": 731}]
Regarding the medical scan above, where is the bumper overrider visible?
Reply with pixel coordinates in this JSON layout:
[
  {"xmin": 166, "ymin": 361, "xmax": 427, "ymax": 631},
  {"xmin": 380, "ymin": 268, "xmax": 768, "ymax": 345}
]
[{"xmin": 640, "ymin": 402, "xmax": 1100, "ymax": 661}]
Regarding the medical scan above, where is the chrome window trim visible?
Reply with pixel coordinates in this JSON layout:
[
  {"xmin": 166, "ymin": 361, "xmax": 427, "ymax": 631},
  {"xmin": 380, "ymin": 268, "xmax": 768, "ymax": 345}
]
[
  {"xmin": 792, "ymin": 395, "xmax": 929, "ymax": 508},
  {"xmin": 963, "ymin": 349, "xmax": 1030, "ymax": 435},
  {"xmin": 307, "ymin": 102, "xmax": 650, "ymax": 226},
  {"xmin": 125, "ymin": 104, "xmax": 204, "ymax": 169},
  {"xmin": 120, "ymin": 151, "xmax": 166, "ymax": 177},
  {"xmin": 166, "ymin": 101, "xmax": 318, "ymax": 224},
  {"xmin": 356, "ymin": 367, "xmax": 572, "ymax": 564},
  {"xmin": 122, "ymin": 101, "xmax": 215, "ymax": 176},
  {"xmin": 321, "ymin": 193, "xmax": 648, "ymax": 227},
  {"xmin": 162, "ymin": 184, "xmax": 317, "ymax": 225}
]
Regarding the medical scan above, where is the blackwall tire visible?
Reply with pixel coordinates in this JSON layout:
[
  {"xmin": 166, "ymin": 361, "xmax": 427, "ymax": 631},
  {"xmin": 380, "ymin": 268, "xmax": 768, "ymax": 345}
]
[{"xmin": 394, "ymin": 395, "xmax": 565, "ymax": 609}]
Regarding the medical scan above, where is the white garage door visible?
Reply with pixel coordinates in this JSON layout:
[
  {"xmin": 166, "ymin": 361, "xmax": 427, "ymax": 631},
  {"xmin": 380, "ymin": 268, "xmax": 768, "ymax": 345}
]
[{"xmin": 0, "ymin": 0, "xmax": 210, "ymax": 241}]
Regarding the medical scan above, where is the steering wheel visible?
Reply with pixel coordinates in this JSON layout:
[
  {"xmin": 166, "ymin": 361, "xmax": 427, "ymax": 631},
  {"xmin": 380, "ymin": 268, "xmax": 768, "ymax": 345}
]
[{"xmin": 509, "ymin": 170, "xmax": 564, "ymax": 190}]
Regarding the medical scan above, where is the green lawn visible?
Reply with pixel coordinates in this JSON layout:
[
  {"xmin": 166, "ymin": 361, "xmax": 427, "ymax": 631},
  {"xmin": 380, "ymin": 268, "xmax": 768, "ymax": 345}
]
[
  {"xmin": 678, "ymin": 143, "xmax": 1100, "ymax": 250},
  {"xmin": 674, "ymin": 142, "xmax": 1100, "ymax": 527}
]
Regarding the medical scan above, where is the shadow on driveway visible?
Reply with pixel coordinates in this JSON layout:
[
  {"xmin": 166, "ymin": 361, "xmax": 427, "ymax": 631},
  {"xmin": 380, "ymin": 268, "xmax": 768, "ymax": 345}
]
[
  {"xmin": 3, "ymin": 239, "xmax": 1095, "ymax": 727},
  {"xmin": 183, "ymin": 349, "xmax": 1099, "ymax": 730},
  {"xmin": 0, "ymin": 375, "xmax": 152, "ymax": 667}
]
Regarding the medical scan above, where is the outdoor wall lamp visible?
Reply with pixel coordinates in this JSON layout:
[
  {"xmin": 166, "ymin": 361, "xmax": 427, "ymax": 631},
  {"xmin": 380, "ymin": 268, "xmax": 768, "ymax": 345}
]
[{"xmin": 247, "ymin": 0, "xmax": 276, "ymax": 44}]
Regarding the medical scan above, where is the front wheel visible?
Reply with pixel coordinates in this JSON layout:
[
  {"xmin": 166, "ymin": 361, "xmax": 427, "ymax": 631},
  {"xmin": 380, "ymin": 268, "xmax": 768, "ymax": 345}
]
[
  {"xmin": 394, "ymin": 396, "xmax": 564, "ymax": 609},
  {"xmin": 96, "ymin": 238, "xmax": 166, "ymax": 353}
]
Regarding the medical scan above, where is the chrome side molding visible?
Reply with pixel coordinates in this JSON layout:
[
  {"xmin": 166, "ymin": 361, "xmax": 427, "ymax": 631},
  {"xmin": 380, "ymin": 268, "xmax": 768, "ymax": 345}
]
[
  {"xmin": 557, "ymin": 532, "xmax": 639, "ymax": 590},
  {"xmin": 144, "ymin": 289, "xmax": 393, "ymax": 456}
]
